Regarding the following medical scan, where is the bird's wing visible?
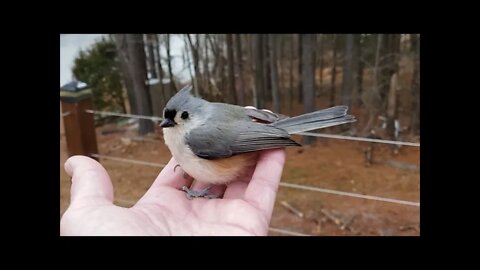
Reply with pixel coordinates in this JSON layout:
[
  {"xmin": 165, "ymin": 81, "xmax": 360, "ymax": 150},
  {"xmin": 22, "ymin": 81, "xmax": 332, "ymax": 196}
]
[{"xmin": 185, "ymin": 122, "xmax": 300, "ymax": 160}]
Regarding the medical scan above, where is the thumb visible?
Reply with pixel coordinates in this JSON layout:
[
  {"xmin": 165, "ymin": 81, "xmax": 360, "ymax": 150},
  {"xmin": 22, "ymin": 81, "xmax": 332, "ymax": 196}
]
[{"xmin": 65, "ymin": 155, "xmax": 114, "ymax": 206}]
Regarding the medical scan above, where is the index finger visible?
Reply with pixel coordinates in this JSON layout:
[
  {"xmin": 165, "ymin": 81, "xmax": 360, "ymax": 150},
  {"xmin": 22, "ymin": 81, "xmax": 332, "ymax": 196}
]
[{"xmin": 243, "ymin": 148, "xmax": 286, "ymax": 220}]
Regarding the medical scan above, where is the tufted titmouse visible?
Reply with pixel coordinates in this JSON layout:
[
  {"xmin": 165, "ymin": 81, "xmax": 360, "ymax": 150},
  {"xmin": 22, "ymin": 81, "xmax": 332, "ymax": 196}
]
[{"xmin": 160, "ymin": 85, "xmax": 355, "ymax": 199}]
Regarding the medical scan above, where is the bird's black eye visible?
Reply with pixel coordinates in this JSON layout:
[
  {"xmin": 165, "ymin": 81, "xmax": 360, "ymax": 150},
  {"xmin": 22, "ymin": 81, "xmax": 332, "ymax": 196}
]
[{"xmin": 181, "ymin": 111, "xmax": 189, "ymax": 120}]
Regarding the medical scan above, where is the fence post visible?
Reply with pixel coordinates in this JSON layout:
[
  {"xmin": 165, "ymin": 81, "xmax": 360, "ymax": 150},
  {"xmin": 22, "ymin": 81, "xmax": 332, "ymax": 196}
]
[{"xmin": 60, "ymin": 81, "xmax": 98, "ymax": 160}]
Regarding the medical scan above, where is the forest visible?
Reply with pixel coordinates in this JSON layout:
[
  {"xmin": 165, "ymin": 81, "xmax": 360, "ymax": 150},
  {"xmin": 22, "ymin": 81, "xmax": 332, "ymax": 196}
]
[{"xmin": 72, "ymin": 34, "xmax": 420, "ymax": 145}]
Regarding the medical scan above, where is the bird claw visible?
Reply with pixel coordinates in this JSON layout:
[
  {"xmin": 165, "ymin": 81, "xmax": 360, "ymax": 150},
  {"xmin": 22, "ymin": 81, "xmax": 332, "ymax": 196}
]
[
  {"xmin": 174, "ymin": 164, "xmax": 181, "ymax": 172},
  {"xmin": 181, "ymin": 185, "xmax": 219, "ymax": 200},
  {"xmin": 174, "ymin": 164, "xmax": 194, "ymax": 181}
]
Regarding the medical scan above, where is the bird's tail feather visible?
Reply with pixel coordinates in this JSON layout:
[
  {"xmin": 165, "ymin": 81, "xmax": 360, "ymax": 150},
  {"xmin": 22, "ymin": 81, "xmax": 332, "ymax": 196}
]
[{"xmin": 273, "ymin": 105, "xmax": 356, "ymax": 134}]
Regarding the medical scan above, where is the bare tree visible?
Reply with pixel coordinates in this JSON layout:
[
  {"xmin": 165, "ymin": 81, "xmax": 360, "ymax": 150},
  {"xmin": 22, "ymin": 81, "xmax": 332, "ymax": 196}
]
[
  {"xmin": 361, "ymin": 34, "xmax": 383, "ymax": 135},
  {"xmin": 246, "ymin": 34, "xmax": 257, "ymax": 107},
  {"xmin": 153, "ymin": 34, "xmax": 167, "ymax": 104},
  {"xmin": 269, "ymin": 34, "xmax": 281, "ymax": 112},
  {"xmin": 146, "ymin": 34, "xmax": 158, "ymax": 79},
  {"xmin": 318, "ymin": 34, "xmax": 324, "ymax": 93},
  {"xmin": 298, "ymin": 34, "xmax": 303, "ymax": 103},
  {"xmin": 330, "ymin": 34, "xmax": 338, "ymax": 107},
  {"xmin": 253, "ymin": 34, "xmax": 264, "ymax": 108},
  {"xmin": 342, "ymin": 34, "xmax": 354, "ymax": 107},
  {"xmin": 410, "ymin": 34, "xmax": 420, "ymax": 134},
  {"xmin": 207, "ymin": 35, "xmax": 227, "ymax": 99},
  {"xmin": 186, "ymin": 34, "xmax": 201, "ymax": 97},
  {"xmin": 288, "ymin": 34, "xmax": 295, "ymax": 113},
  {"xmin": 356, "ymin": 34, "xmax": 364, "ymax": 105},
  {"xmin": 183, "ymin": 37, "xmax": 196, "ymax": 96},
  {"xmin": 379, "ymin": 34, "xmax": 401, "ymax": 111},
  {"xmin": 234, "ymin": 34, "xmax": 246, "ymax": 106},
  {"xmin": 226, "ymin": 34, "xmax": 237, "ymax": 104},
  {"xmin": 263, "ymin": 34, "xmax": 271, "ymax": 102},
  {"xmin": 386, "ymin": 72, "xmax": 400, "ymax": 142},
  {"xmin": 113, "ymin": 34, "xmax": 137, "ymax": 114},
  {"xmin": 203, "ymin": 34, "xmax": 211, "ymax": 96},
  {"xmin": 277, "ymin": 34, "xmax": 285, "ymax": 107},
  {"xmin": 113, "ymin": 34, "xmax": 154, "ymax": 135},
  {"xmin": 301, "ymin": 34, "xmax": 316, "ymax": 145},
  {"xmin": 165, "ymin": 34, "xmax": 177, "ymax": 92}
]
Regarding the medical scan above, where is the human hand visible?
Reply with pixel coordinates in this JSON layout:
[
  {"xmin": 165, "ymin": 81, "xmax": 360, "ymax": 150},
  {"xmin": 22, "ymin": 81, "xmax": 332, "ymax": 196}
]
[{"xmin": 60, "ymin": 148, "xmax": 286, "ymax": 236}]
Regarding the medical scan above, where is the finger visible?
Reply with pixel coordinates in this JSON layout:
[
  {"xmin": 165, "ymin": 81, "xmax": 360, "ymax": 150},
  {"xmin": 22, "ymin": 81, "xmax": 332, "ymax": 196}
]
[
  {"xmin": 223, "ymin": 180, "xmax": 248, "ymax": 199},
  {"xmin": 243, "ymin": 149, "xmax": 285, "ymax": 218},
  {"xmin": 223, "ymin": 163, "xmax": 256, "ymax": 199},
  {"xmin": 65, "ymin": 155, "xmax": 114, "ymax": 206}
]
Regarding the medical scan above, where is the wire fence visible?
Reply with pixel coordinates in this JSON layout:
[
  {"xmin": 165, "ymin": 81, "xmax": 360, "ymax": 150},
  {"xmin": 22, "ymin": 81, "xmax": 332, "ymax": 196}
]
[
  {"xmin": 91, "ymin": 154, "xmax": 166, "ymax": 168},
  {"xmin": 91, "ymin": 154, "xmax": 419, "ymax": 207},
  {"xmin": 85, "ymin": 110, "xmax": 164, "ymax": 122},
  {"xmin": 298, "ymin": 132, "xmax": 420, "ymax": 147},
  {"xmin": 85, "ymin": 110, "xmax": 421, "ymax": 147}
]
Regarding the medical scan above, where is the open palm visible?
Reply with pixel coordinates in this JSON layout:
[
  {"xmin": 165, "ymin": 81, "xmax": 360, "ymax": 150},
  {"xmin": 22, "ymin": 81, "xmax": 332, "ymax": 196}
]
[{"xmin": 60, "ymin": 149, "xmax": 285, "ymax": 236}]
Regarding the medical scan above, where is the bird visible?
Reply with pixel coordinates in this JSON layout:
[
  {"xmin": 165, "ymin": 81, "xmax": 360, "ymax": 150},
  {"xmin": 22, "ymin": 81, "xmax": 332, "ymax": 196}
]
[{"xmin": 159, "ymin": 85, "xmax": 356, "ymax": 199}]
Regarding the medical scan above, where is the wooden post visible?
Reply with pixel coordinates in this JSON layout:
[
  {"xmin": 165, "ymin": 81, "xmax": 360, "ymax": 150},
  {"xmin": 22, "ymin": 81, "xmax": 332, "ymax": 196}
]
[{"xmin": 60, "ymin": 82, "xmax": 98, "ymax": 160}]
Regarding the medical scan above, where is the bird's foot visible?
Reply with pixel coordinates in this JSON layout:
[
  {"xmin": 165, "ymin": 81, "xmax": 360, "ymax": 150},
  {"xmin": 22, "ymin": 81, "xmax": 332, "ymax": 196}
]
[{"xmin": 181, "ymin": 185, "xmax": 219, "ymax": 200}]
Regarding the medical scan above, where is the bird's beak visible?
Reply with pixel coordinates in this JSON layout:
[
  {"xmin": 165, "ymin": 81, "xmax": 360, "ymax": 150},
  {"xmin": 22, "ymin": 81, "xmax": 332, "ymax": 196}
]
[{"xmin": 159, "ymin": 118, "xmax": 176, "ymax": 128}]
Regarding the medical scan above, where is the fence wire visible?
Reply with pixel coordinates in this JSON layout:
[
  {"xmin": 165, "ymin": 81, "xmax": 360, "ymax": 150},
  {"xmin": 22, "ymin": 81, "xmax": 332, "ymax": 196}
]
[
  {"xmin": 86, "ymin": 110, "xmax": 420, "ymax": 147},
  {"xmin": 91, "ymin": 154, "xmax": 419, "ymax": 207}
]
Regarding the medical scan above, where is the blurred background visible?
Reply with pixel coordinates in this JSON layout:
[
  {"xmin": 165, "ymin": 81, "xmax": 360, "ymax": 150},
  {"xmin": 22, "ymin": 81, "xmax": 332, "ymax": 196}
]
[{"xmin": 60, "ymin": 34, "xmax": 420, "ymax": 236}]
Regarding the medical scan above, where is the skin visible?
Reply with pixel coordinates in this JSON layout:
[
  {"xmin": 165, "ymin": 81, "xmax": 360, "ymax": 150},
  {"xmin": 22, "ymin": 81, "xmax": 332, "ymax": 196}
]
[{"xmin": 60, "ymin": 148, "xmax": 286, "ymax": 236}]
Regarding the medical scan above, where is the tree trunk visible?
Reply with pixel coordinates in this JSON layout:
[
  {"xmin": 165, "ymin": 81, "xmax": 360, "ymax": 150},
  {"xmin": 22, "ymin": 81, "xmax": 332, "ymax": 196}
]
[
  {"xmin": 113, "ymin": 34, "xmax": 137, "ymax": 115},
  {"xmin": 341, "ymin": 34, "xmax": 354, "ymax": 107},
  {"xmin": 166, "ymin": 34, "xmax": 177, "ymax": 92},
  {"xmin": 186, "ymin": 34, "xmax": 201, "ymax": 97},
  {"xmin": 298, "ymin": 34, "xmax": 303, "ymax": 103},
  {"xmin": 301, "ymin": 34, "xmax": 316, "ymax": 145},
  {"xmin": 379, "ymin": 34, "xmax": 401, "ymax": 114},
  {"xmin": 203, "ymin": 34, "xmax": 211, "ymax": 97},
  {"xmin": 356, "ymin": 34, "xmax": 364, "ymax": 105},
  {"xmin": 386, "ymin": 72, "xmax": 400, "ymax": 141},
  {"xmin": 263, "ymin": 34, "xmax": 271, "ymax": 102},
  {"xmin": 278, "ymin": 35, "xmax": 285, "ymax": 108},
  {"xmin": 247, "ymin": 34, "xmax": 256, "ymax": 107},
  {"xmin": 153, "ymin": 34, "xmax": 167, "ymax": 107},
  {"xmin": 410, "ymin": 34, "xmax": 420, "ymax": 134},
  {"xmin": 146, "ymin": 34, "xmax": 158, "ymax": 79},
  {"xmin": 330, "ymin": 34, "xmax": 338, "ymax": 107},
  {"xmin": 125, "ymin": 34, "xmax": 154, "ymax": 135},
  {"xmin": 361, "ymin": 34, "xmax": 383, "ymax": 135},
  {"xmin": 253, "ymin": 34, "xmax": 264, "ymax": 108},
  {"xmin": 215, "ymin": 36, "xmax": 226, "ymax": 101},
  {"xmin": 226, "ymin": 34, "xmax": 237, "ymax": 104},
  {"xmin": 288, "ymin": 34, "xmax": 295, "ymax": 113},
  {"xmin": 269, "ymin": 34, "xmax": 281, "ymax": 113},
  {"xmin": 183, "ymin": 38, "xmax": 196, "ymax": 95},
  {"xmin": 318, "ymin": 34, "xmax": 324, "ymax": 94},
  {"xmin": 234, "ymin": 34, "xmax": 246, "ymax": 106}
]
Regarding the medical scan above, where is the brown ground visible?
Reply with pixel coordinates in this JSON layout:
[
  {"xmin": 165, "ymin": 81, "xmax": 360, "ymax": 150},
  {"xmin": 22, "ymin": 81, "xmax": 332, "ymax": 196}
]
[{"xmin": 60, "ymin": 99, "xmax": 420, "ymax": 236}]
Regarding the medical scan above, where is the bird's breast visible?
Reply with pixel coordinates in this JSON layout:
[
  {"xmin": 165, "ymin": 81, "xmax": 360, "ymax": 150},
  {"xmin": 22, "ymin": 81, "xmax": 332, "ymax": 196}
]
[{"xmin": 163, "ymin": 128, "xmax": 258, "ymax": 185}]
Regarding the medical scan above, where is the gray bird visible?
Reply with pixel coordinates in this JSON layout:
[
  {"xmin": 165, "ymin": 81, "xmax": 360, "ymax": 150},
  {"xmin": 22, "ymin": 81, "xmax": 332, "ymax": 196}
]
[{"xmin": 160, "ymin": 85, "xmax": 356, "ymax": 199}]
